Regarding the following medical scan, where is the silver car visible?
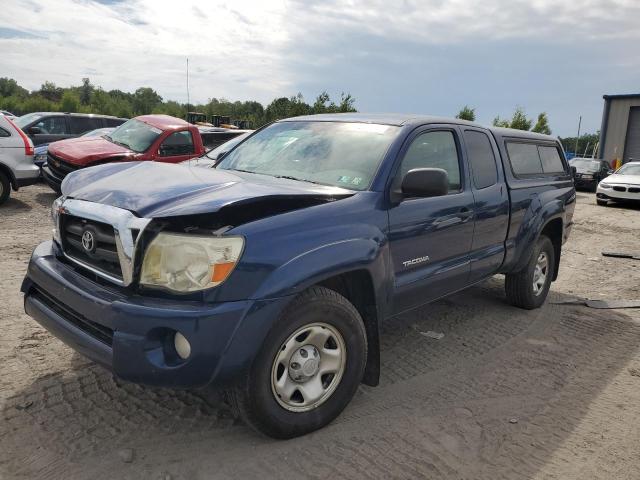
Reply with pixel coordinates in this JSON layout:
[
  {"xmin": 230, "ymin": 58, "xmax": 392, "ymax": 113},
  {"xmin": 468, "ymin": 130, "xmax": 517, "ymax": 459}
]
[
  {"xmin": 0, "ymin": 115, "xmax": 39, "ymax": 205},
  {"xmin": 596, "ymin": 161, "xmax": 640, "ymax": 206}
]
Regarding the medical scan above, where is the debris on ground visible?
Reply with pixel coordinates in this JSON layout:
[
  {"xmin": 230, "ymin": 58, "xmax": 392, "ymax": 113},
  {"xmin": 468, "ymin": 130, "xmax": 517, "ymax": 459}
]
[
  {"xmin": 509, "ymin": 418, "xmax": 519, "ymax": 424},
  {"xmin": 602, "ymin": 251, "xmax": 640, "ymax": 260},
  {"xmin": 552, "ymin": 298, "xmax": 640, "ymax": 309},
  {"xmin": 418, "ymin": 330, "xmax": 445, "ymax": 340},
  {"xmin": 118, "ymin": 448, "xmax": 135, "ymax": 463},
  {"xmin": 14, "ymin": 401, "xmax": 33, "ymax": 411}
]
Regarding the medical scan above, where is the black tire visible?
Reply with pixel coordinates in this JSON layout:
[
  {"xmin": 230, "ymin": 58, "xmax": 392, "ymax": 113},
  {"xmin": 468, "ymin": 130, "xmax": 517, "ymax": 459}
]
[
  {"xmin": 0, "ymin": 170, "xmax": 10, "ymax": 205},
  {"xmin": 228, "ymin": 286, "xmax": 367, "ymax": 439},
  {"xmin": 505, "ymin": 235, "xmax": 555, "ymax": 310},
  {"xmin": 596, "ymin": 199, "xmax": 608, "ymax": 206}
]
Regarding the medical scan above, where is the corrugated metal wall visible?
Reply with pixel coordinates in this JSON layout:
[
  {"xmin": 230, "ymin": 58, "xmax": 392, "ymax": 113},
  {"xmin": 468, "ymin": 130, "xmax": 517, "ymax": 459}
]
[{"xmin": 602, "ymin": 97, "xmax": 640, "ymax": 163}]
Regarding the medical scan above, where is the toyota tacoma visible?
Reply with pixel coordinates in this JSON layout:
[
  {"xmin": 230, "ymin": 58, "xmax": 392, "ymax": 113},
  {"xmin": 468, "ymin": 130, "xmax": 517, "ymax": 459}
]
[{"xmin": 22, "ymin": 113, "xmax": 575, "ymax": 438}]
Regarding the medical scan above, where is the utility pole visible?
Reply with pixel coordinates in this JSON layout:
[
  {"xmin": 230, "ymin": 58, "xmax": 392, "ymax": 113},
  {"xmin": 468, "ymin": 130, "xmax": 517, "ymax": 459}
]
[
  {"xmin": 186, "ymin": 57, "xmax": 190, "ymax": 112},
  {"xmin": 574, "ymin": 115, "xmax": 581, "ymax": 156}
]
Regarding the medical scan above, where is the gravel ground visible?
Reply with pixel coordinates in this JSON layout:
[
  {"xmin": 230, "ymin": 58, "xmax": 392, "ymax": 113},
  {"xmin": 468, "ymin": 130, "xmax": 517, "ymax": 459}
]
[{"xmin": 1, "ymin": 184, "xmax": 640, "ymax": 480}]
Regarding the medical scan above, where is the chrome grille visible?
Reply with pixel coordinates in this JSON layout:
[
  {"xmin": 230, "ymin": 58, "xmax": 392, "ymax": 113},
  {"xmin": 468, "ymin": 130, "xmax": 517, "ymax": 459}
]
[
  {"xmin": 47, "ymin": 152, "xmax": 78, "ymax": 179},
  {"xmin": 61, "ymin": 214, "xmax": 122, "ymax": 279},
  {"xmin": 56, "ymin": 198, "xmax": 151, "ymax": 286}
]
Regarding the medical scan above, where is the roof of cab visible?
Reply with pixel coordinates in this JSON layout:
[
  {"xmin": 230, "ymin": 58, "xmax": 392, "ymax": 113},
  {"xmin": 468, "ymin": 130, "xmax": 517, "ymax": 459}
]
[
  {"xmin": 279, "ymin": 113, "xmax": 559, "ymax": 142},
  {"xmin": 136, "ymin": 114, "xmax": 190, "ymax": 130},
  {"xmin": 280, "ymin": 112, "xmax": 481, "ymax": 128}
]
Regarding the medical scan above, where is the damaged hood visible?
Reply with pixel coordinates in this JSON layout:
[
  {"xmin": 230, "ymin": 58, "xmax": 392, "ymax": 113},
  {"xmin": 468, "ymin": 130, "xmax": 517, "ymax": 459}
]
[{"xmin": 61, "ymin": 162, "xmax": 354, "ymax": 218}]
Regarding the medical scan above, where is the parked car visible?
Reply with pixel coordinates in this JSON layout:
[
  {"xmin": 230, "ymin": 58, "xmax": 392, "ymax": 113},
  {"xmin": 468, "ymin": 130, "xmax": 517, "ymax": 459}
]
[
  {"xmin": 42, "ymin": 115, "xmax": 205, "ymax": 193},
  {"xmin": 596, "ymin": 161, "xmax": 640, "ymax": 206},
  {"xmin": 569, "ymin": 157, "xmax": 612, "ymax": 191},
  {"xmin": 183, "ymin": 131, "xmax": 251, "ymax": 168},
  {"xmin": 21, "ymin": 114, "xmax": 575, "ymax": 438},
  {"xmin": 33, "ymin": 127, "xmax": 116, "ymax": 168},
  {"xmin": 0, "ymin": 110, "xmax": 17, "ymax": 120},
  {"xmin": 14, "ymin": 112, "xmax": 126, "ymax": 147},
  {"xmin": 0, "ymin": 115, "xmax": 39, "ymax": 205}
]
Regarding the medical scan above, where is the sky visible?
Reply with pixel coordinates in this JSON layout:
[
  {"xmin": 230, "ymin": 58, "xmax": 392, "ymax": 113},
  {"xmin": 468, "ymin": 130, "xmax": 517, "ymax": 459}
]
[{"xmin": 0, "ymin": 0, "xmax": 639, "ymax": 136}]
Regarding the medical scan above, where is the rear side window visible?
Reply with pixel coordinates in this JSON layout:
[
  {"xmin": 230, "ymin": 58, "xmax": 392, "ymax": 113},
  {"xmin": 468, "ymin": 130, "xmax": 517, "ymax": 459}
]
[
  {"xmin": 0, "ymin": 127, "xmax": 9, "ymax": 137},
  {"xmin": 538, "ymin": 146, "xmax": 565, "ymax": 173},
  {"xmin": 464, "ymin": 130, "xmax": 498, "ymax": 188},
  {"xmin": 506, "ymin": 143, "xmax": 542, "ymax": 175},
  {"xmin": 506, "ymin": 142, "xmax": 566, "ymax": 176},
  {"xmin": 69, "ymin": 116, "xmax": 103, "ymax": 134}
]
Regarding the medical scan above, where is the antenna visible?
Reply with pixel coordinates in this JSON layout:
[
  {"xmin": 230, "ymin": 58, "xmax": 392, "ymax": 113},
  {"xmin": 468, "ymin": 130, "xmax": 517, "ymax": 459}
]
[{"xmin": 186, "ymin": 57, "xmax": 190, "ymax": 112}]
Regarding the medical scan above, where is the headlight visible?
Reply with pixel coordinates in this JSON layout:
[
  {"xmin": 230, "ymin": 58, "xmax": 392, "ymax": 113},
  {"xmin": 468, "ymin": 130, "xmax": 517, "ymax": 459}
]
[
  {"xmin": 140, "ymin": 233, "xmax": 244, "ymax": 292},
  {"xmin": 51, "ymin": 196, "xmax": 64, "ymax": 243},
  {"xmin": 599, "ymin": 183, "xmax": 612, "ymax": 189}
]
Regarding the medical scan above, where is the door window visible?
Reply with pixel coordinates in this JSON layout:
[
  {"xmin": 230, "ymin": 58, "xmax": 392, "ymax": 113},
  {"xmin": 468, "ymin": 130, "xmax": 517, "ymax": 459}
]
[
  {"xmin": 159, "ymin": 131, "xmax": 195, "ymax": 156},
  {"xmin": 0, "ymin": 127, "xmax": 9, "ymax": 137},
  {"xmin": 69, "ymin": 116, "xmax": 103, "ymax": 134},
  {"xmin": 32, "ymin": 116, "xmax": 67, "ymax": 135},
  {"xmin": 398, "ymin": 130, "xmax": 461, "ymax": 192},
  {"xmin": 464, "ymin": 130, "xmax": 498, "ymax": 189}
]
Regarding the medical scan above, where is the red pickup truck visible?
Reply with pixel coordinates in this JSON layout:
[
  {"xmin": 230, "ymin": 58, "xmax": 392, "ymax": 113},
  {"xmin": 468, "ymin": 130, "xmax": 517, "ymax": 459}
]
[{"xmin": 42, "ymin": 115, "xmax": 205, "ymax": 193}]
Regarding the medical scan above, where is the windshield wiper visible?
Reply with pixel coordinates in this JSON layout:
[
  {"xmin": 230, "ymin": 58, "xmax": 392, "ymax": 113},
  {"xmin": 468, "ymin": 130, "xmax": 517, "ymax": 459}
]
[
  {"xmin": 274, "ymin": 175, "xmax": 323, "ymax": 185},
  {"xmin": 105, "ymin": 135, "xmax": 131, "ymax": 149}
]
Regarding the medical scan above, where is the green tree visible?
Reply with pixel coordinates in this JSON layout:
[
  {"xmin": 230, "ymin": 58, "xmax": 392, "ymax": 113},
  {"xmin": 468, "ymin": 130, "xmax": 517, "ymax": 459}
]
[
  {"xmin": 133, "ymin": 87, "xmax": 162, "ymax": 115},
  {"xmin": 79, "ymin": 78, "xmax": 93, "ymax": 105},
  {"xmin": 0, "ymin": 77, "xmax": 28, "ymax": 98},
  {"xmin": 455, "ymin": 105, "xmax": 476, "ymax": 121},
  {"xmin": 532, "ymin": 112, "xmax": 551, "ymax": 135},
  {"xmin": 338, "ymin": 92, "xmax": 357, "ymax": 113},
  {"xmin": 60, "ymin": 91, "xmax": 80, "ymax": 112},
  {"xmin": 39, "ymin": 81, "xmax": 63, "ymax": 102},
  {"xmin": 492, "ymin": 116, "xmax": 510, "ymax": 128},
  {"xmin": 509, "ymin": 107, "xmax": 532, "ymax": 131}
]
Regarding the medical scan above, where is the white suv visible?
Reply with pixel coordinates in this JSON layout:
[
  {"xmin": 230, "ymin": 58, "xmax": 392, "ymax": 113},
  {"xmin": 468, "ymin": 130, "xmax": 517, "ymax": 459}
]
[{"xmin": 0, "ymin": 115, "xmax": 39, "ymax": 205}]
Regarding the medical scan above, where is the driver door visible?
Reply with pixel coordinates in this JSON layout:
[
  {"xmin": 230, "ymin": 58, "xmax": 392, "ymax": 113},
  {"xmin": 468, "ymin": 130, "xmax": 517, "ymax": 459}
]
[
  {"xmin": 155, "ymin": 130, "xmax": 198, "ymax": 163},
  {"xmin": 388, "ymin": 126, "xmax": 475, "ymax": 315}
]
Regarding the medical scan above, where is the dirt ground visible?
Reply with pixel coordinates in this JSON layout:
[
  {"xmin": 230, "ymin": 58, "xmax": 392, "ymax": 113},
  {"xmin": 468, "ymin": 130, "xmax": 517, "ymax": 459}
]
[{"xmin": 1, "ymin": 184, "xmax": 640, "ymax": 480}]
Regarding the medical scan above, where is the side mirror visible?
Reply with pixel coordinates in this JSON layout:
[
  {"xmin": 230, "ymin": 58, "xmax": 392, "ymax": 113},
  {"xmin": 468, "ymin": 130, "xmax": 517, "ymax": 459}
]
[
  {"xmin": 28, "ymin": 126, "xmax": 42, "ymax": 135},
  {"xmin": 570, "ymin": 166, "xmax": 577, "ymax": 177},
  {"xmin": 401, "ymin": 168, "xmax": 449, "ymax": 198}
]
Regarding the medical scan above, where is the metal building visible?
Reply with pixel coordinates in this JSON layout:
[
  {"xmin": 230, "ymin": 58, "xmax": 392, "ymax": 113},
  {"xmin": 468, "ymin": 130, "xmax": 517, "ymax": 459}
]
[{"xmin": 599, "ymin": 94, "xmax": 640, "ymax": 165}]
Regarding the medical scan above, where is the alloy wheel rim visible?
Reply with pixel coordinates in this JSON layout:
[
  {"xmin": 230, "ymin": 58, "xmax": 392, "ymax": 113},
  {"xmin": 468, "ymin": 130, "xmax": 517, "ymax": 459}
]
[
  {"xmin": 271, "ymin": 322, "xmax": 346, "ymax": 412},
  {"xmin": 532, "ymin": 252, "xmax": 548, "ymax": 296}
]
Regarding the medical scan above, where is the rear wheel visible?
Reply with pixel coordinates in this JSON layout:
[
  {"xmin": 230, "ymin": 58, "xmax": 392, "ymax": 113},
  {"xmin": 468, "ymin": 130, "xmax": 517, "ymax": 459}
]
[
  {"xmin": 0, "ymin": 171, "xmax": 11, "ymax": 205},
  {"xmin": 505, "ymin": 235, "xmax": 555, "ymax": 309},
  {"xmin": 228, "ymin": 286, "xmax": 367, "ymax": 438}
]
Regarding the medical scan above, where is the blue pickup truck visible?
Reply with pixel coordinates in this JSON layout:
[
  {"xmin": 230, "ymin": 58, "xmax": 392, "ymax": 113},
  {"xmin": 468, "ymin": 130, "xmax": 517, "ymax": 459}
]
[{"xmin": 21, "ymin": 113, "xmax": 575, "ymax": 438}]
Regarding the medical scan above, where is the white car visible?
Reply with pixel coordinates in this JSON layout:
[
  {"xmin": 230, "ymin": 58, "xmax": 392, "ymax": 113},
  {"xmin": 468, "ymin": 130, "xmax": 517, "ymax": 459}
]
[
  {"xmin": 596, "ymin": 161, "xmax": 640, "ymax": 206},
  {"xmin": 0, "ymin": 115, "xmax": 39, "ymax": 205}
]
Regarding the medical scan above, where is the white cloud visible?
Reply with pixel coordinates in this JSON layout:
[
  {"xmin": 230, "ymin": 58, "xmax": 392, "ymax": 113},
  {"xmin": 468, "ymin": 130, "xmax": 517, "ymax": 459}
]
[{"xmin": 0, "ymin": 0, "xmax": 638, "ymax": 135}]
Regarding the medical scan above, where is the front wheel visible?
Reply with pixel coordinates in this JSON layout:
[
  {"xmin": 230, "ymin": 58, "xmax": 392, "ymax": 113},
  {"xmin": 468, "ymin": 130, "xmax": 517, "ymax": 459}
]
[
  {"xmin": 505, "ymin": 235, "xmax": 555, "ymax": 309},
  {"xmin": 0, "ymin": 170, "xmax": 10, "ymax": 205},
  {"xmin": 228, "ymin": 286, "xmax": 367, "ymax": 438}
]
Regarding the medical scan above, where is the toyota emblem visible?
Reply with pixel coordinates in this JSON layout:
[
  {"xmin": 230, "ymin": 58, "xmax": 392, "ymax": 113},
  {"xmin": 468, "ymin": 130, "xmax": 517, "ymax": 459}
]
[{"xmin": 81, "ymin": 230, "xmax": 95, "ymax": 253}]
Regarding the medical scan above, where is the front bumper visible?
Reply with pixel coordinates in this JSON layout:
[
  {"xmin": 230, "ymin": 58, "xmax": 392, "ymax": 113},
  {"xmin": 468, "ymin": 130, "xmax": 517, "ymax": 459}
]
[
  {"xmin": 596, "ymin": 184, "xmax": 640, "ymax": 202},
  {"xmin": 41, "ymin": 165, "xmax": 63, "ymax": 192},
  {"xmin": 22, "ymin": 241, "xmax": 291, "ymax": 388},
  {"xmin": 573, "ymin": 176, "xmax": 597, "ymax": 190}
]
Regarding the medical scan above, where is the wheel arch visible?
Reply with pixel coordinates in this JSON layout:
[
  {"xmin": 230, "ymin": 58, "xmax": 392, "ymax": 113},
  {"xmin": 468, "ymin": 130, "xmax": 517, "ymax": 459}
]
[{"xmin": 0, "ymin": 161, "xmax": 17, "ymax": 190}]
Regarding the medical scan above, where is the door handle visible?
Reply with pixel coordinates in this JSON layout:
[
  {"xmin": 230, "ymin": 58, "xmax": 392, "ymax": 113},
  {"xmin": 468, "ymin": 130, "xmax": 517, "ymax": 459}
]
[{"xmin": 434, "ymin": 208, "xmax": 472, "ymax": 228}]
